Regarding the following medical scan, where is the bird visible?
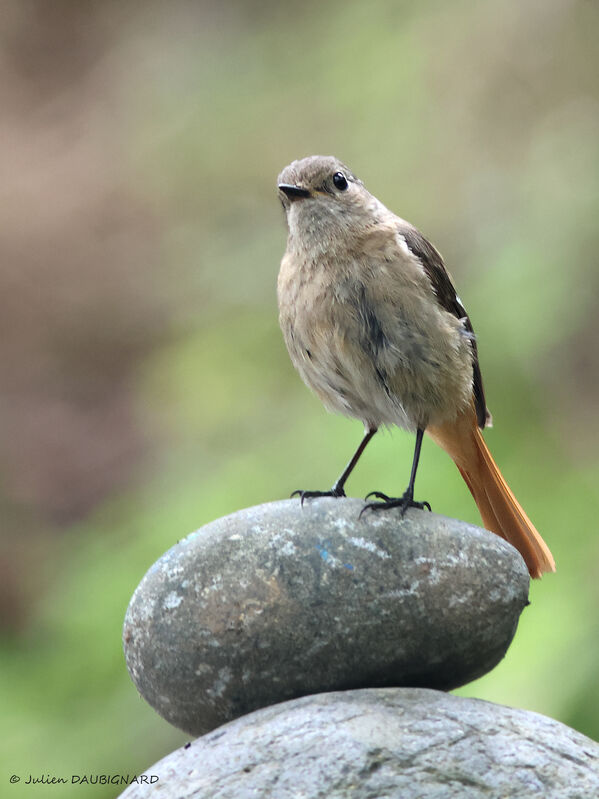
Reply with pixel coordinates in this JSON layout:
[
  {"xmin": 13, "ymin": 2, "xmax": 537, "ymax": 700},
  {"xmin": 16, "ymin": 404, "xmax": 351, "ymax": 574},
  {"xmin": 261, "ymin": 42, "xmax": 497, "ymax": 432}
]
[{"xmin": 276, "ymin": 154, "xmax": 555, "ymax": 579}]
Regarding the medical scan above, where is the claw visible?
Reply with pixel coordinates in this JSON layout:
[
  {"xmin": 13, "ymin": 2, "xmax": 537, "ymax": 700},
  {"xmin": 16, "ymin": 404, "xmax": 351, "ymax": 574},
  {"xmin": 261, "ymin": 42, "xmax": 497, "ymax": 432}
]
[
  {"xmin": 291, "ymin": 487, "xmax": 346, "ymax": 506},
  {"xmin": 360, "ymin": 492, "xmax": 432, "ymax": 519},
  {"xmin": 364, "ymin": 490, "xmax": 391, "ymax": 502}
]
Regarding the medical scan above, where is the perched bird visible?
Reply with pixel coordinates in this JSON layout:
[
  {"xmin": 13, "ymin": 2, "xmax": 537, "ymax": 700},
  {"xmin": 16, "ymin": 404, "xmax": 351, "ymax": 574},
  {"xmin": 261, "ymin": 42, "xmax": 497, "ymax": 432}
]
[{"xmin": 277, "ymin": 155, "xmax": 555, "ymax": 579}]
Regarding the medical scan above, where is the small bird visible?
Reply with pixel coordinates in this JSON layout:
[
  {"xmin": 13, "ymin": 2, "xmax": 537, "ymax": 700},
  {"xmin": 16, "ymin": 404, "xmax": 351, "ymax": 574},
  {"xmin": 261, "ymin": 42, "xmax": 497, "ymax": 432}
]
[{"xmin": 277, "ymin": 155, "xmax": 555, "ymax": 579}]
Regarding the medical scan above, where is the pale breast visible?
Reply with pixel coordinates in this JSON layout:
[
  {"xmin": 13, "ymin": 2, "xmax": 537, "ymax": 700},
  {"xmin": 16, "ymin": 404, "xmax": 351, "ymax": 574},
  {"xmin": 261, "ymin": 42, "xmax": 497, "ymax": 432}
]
[{"xmin": 278, "ymin": 248, "xmax": 474, "ymax": 431}]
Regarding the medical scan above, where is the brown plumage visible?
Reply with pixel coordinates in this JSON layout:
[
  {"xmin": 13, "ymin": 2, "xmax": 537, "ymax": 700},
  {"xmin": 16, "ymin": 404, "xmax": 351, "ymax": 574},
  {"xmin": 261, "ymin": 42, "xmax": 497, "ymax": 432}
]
[{"xmin": 277, "ymin": 155, "xmax": 555, "ymax": 578}]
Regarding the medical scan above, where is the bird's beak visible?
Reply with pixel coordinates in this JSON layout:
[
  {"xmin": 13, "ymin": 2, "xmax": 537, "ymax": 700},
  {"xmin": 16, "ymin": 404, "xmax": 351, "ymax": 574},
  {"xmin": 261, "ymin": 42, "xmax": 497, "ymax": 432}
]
[{"xmin": 278, "ymin": 183, "xmax": 311, "ymax": 200}]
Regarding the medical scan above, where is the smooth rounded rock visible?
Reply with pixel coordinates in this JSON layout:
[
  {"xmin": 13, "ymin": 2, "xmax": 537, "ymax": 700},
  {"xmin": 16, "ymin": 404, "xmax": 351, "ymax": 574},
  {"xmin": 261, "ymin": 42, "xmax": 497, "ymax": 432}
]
[
  {"xmin": 119, "ymin": 688, "xmax": 599, "ymax": 798},
  {"xmin": 123, "ymin": 498, "xmax": 529, "ymax": 735}
]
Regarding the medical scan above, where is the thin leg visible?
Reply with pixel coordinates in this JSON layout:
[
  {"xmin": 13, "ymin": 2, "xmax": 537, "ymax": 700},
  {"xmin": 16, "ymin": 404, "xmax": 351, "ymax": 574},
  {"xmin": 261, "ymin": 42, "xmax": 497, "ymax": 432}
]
[
  {"xmin": 361, "ymin": 427, "xmax": 431, "ymax": 516},
  {"xmin": 407, "ymin": 426, "xmax": 425, "ymax": 501},
  {"xmin": 292, "ymin": 426, "xmax": 377, "ymax": 504}
]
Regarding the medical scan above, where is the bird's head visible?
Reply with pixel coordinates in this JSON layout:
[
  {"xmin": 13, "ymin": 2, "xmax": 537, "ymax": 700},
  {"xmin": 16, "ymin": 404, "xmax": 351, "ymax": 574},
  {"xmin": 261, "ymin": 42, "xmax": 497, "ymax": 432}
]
[{"xmin": 277, "ymin": 155, "xmax": 382, "ymax": 245}]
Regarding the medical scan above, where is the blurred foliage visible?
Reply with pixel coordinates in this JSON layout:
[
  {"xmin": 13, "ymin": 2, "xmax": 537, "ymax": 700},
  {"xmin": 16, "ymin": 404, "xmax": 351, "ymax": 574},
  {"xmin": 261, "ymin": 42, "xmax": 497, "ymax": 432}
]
[{"xmin": 1, "ymin": 0, "xmax": 598, "ymax": 795}]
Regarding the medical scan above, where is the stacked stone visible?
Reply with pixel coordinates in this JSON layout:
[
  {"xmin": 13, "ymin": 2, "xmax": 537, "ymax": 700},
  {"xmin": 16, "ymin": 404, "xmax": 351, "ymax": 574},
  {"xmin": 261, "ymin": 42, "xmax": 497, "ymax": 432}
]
[{"xmin": 120, "ymin": 498, "xmax": 599, "ymax": 798}]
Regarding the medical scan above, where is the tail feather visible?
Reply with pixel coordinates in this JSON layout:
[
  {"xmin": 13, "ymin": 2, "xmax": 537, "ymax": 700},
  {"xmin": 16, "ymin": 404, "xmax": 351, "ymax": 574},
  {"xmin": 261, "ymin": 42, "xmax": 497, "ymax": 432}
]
[{"xmin": 427, "ymin": 410, "xmax": 555, "ymax": 579}]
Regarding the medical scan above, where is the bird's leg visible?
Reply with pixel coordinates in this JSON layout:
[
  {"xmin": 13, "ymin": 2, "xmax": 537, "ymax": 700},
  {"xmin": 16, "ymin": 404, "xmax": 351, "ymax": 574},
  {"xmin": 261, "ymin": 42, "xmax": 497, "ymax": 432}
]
[
  {"xmin": 361, "ymin": 427, "xmax": 431, "ymax": 516},
  {"xmin": 292, "ymin": 427, "xmax": 377, "ymax": 504}
]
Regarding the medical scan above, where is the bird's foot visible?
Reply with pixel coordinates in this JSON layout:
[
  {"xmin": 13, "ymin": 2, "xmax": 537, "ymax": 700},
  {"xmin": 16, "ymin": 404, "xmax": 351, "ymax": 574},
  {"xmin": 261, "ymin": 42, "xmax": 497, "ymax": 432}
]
[
  {"xmin": 291, "ymin": 487, "xmax": 346, "ymax": 506},
  {"xmin": 360, "ymin": 490, "xmax": 431, "ymax": 518}
]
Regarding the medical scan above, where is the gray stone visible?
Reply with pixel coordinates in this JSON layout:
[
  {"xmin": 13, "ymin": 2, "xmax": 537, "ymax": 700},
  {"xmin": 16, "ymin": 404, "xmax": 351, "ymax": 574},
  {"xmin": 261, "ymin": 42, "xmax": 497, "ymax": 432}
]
[
  {"xmin": 119, "ymin": 688, "xmax": 599, "ymax": 798},
  {"xmin": 123, "ymin": 498, "xmax": 529, "ymax": 736}
]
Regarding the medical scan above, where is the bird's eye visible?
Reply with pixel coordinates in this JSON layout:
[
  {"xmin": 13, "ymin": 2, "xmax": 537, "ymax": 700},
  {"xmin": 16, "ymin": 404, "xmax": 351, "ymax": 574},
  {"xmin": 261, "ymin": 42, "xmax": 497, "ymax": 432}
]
[{"xmin": 333, "ymin": 172, "xmax": 348, "ymax": 191}]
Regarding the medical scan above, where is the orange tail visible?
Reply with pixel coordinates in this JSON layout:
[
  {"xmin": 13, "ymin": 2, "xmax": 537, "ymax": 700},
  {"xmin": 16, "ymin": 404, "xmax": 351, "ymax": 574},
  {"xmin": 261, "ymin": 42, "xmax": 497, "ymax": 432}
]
[{"xmin": 427, "ymin": 410, "xmax": 555, "ymax": 579}]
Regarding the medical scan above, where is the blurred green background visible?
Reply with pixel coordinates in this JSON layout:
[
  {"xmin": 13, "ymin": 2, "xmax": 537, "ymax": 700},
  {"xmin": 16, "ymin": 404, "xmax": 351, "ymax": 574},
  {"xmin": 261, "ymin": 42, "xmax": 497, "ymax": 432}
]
[{"xmin": 1, "ymin": 0, "xmax": 598, "ymax": 795}]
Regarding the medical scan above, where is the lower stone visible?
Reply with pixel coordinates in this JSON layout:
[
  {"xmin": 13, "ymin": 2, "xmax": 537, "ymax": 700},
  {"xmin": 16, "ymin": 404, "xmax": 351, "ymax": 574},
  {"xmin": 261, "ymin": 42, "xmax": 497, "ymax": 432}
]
[{"xmin": 119, "ymin": 688, "xmax": 599, "ymax": 798}]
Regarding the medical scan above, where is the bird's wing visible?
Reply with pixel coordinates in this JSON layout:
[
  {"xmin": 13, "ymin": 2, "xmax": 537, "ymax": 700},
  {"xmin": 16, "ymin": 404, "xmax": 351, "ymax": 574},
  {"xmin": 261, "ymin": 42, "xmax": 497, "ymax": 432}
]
[{"xmin": 398, "ymin": 222, "xmax": 490, "ymax": 429}]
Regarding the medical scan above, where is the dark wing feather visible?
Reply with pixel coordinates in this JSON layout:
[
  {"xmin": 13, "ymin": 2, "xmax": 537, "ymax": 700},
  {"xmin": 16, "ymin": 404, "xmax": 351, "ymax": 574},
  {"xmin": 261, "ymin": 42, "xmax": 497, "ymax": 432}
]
[{"xmin": 400, "ymin": 224, "xmax": 490, "ymax": 429}]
